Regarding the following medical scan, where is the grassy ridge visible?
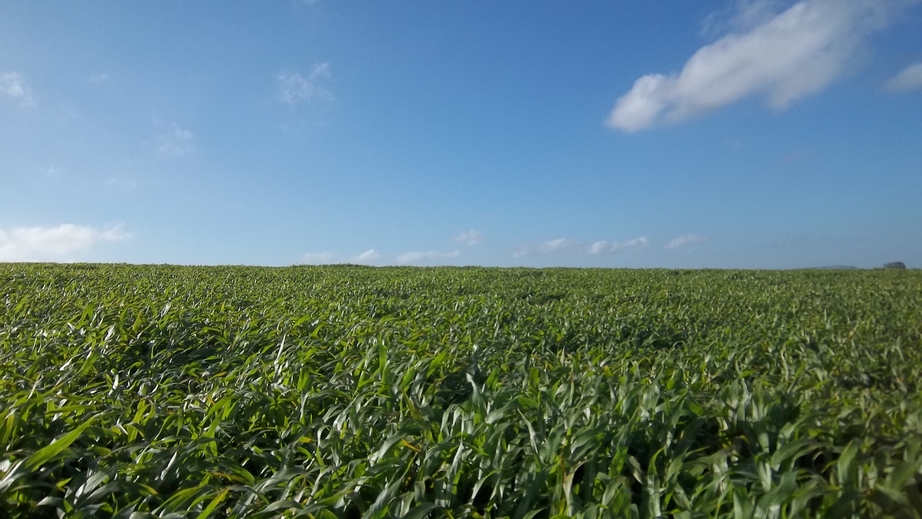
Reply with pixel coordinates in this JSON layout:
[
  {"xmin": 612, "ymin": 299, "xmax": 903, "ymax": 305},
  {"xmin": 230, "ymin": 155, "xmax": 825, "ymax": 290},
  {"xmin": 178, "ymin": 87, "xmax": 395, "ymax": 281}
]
[{"xmin": 1, "ymin": 264, "xmax": 921, "ymax": 518}]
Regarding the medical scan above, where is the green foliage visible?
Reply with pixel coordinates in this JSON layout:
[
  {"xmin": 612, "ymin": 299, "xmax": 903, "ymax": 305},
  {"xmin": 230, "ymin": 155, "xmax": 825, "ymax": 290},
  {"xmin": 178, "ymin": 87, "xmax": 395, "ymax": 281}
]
[{"xmin": 1, "ymin": 264, "xmax": 921, "ymax": 518}]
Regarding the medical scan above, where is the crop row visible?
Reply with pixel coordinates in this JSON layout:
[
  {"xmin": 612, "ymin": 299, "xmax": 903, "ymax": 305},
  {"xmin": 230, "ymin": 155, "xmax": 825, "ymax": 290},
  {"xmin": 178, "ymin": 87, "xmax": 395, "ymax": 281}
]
[{"xmin": 1, "ymin": 264, "xmax": 921, "ymax": 517}]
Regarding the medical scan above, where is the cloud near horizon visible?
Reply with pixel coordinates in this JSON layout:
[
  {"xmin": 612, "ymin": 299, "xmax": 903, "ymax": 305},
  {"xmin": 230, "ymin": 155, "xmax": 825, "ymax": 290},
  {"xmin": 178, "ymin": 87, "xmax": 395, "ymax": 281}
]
[
  {"xmin": 301, "ymin": 251, "xmax": 337, "ymax": 264},
  {"xmin": 513, "ymin": 238, "xmax": 580, "ymax": 258},
  {"xmin": 587, "ymin": 237, "xmax": 650, "ymax": 254},
  {"xmin": 666, "ymin": 234, "xmax": 709, "ymax": 249},
  {"xmin": 300, "ymin": 248, "xmax": 380, "ymax": 265},
  {"xmin": 607, "ymin": 0, "xmax": 904, "ymax": 132},
  {"xmin": 0, "ymin": 224, "xmax": 130, "ymax": 261},
  {"xmin": 0, "ymin": 72, "xmax": 34, "ymax": 106},
  {"xmin": 350, "ymin": 248, "xmax": 379, "ymax": 264},
  {"xmin": 278, "ymin": 63, "xmax": 333, "ymax": 106},
  {"xmin": 396, "ymin": 250, "xmax": 460, "ymax": 265}
]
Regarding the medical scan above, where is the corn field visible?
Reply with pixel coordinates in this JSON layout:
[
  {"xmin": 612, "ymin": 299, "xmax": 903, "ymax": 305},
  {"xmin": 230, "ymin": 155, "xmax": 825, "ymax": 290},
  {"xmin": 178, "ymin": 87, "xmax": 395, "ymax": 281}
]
[{"xmin": 1, "ymin": 264, "xmax": 921, "ymax": 518}]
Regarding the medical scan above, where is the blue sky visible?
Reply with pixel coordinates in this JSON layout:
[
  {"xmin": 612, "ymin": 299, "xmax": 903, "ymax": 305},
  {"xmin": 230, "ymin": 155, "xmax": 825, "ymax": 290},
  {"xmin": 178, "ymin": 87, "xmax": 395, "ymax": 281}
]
[{"xmin": 1, "ymin": 0, "xmax": 921, "ymax": 268}]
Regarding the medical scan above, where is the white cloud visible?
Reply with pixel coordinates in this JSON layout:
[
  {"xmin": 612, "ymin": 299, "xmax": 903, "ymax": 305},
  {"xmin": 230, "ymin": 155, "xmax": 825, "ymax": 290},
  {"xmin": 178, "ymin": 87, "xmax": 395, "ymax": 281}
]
[
  {"xmin": 299, "ymin": 248, "xmax": 381, "ymax": 265},
  {"xmin": 587, "ymin": 241, "xmax": 609, "ymax": 255},
  {"xmin": 88, "ymin": 73, "xmax": 111, "ymax": 84},
  {"xmin": 350, "ymin": 248, "xmax": 379, "ymax": 264},
  {"xmin": 540, "ymin": 238, "xmax": 577, "ymax": 253},
  {"xmin": 159, "ymin": 124, "xmax": 195, "ymax": 157},
  {"xmin": 277, "ymin": 63, "xmax": 333, "ymax": 105},
  {"xmin": 513, "ymin": 238, "xmax": 579, "ymax": 258},
  {"xmin": 587, "ymin": 237, "xmax": 650, "ymax": 254},
  {"xmin": 0, "ymin": 224, "xmax": 130, "ymax": 262},
  {"xmin": 452, "ymin": 230, "xmax": 483, "ymax": 246},
  {"xmin": 0, "ymin": 72, "xmax": 34, "ymax": 106},
  {"xmin": 607, "ymin": 0, "xmax": 902, "ymax": 132},
  {"xmin": 396, "ymin": 250, "xmax": 460, "ymax": 265},
  {"xmin": 883, "ymin": 62, "xmax": 922, "ymax": 93},
  {"xmin": 666, "ymin": 234, "xmax": 709, "ymax": 249},
  {"xmin": 301, "ymin": 251, "xmax": 336, "ymax": 264},
  {"xmin": 701, "ymin": 0, "xmax": 786, "ymax": 37}
]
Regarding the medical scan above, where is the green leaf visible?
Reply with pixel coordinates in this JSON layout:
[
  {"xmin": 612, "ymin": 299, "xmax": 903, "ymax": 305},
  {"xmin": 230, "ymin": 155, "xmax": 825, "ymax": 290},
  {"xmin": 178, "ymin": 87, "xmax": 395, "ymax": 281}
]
[
  {"xmin": 836, "ymin": 440, "xmax": 860, "ymax": 485},
  {"xmin": 196, "ymin": 487, "xmax": 230, "ymax": 519},
  {"xmin": 402, "ymin": 502, "xmax": 440, "ymax": 519},
  {"xmin": 24, "ymin": 415, "xmax": 98, "ymax": 471}
]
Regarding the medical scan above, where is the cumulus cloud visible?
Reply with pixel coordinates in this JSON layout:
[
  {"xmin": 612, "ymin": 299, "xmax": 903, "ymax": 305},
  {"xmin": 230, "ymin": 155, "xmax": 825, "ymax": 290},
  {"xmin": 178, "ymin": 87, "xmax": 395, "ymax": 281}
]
[
  {"xmin": 883, "ymin": 62, "xmax": 922, "ymax": 93},
  {"xmin": 159, "ymin": 124, "xmax": 195, "ymax": 157},
  {"xmin": 666, "ymin": 234, "xmax": 709, "ymax": 249},
  {"xmin": 587, "ymin": 237, "xmax": 650, "ymax": 254},
  {"xmin": 513, "ymin": 238, "xmax": 579, "ymax": 258},
  {"xmin": 0, "ymin": 72, "xmax": 34, "ymax": 106},
  {"xmin": 452, "ymin": 230, "xmax": 483, "ymax": 246},
  {"xmin": 0, "ymin": 224, "xmax": 130, "ymax": 262},
  {"xmin": 396, "ymin": 250, "xmax": 460, "ymax": 265},
  {"xmin": 607, "ymin": 0, "xmax": 904, "ymax": 132},
  {"xmin": 350, "ymin": 248, "xmax": 379, "ymax": 264},
  {"xmin": 277, "ymin": 63, "xmax": 333, "ymax": 105}
]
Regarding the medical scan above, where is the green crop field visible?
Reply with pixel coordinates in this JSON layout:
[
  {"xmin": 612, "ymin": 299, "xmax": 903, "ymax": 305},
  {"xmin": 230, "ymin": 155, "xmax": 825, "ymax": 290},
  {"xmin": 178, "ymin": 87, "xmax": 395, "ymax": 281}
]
[{"xmin": 1, "ymin": 264, "xmax": 921, "ymax": 518}]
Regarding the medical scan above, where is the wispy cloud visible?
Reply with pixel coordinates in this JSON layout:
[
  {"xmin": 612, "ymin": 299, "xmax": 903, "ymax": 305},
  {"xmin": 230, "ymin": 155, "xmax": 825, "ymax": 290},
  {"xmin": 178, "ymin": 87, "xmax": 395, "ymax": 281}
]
[
  {"xmin": 300, "ymin": 248, "xmax": 380, "ymax": 265},
  {"xmin": 59, "ymin": 104, "xmax": 80, "ymax": 121},
  {"xmin": 666, "ymin": 234, "xmax": 709, "ymax": 249},
  {"xmin": 607, "ymin": 0, "xmax": 905, "ymax": 132},
  {"xmin": 452, "ymin": 230, "xmax": 483, "ymax": 246},
  {"xmin": 105, "ymin": 177, "xmax": 138, "ymax": 191},
  {"xmin": 350, "ymin": 248, "xmax": 379, "ymax": 265},
  {"xmin": 883, "ymin": 62, "xmax": 922, "ymax": 93},
  {"xmin": 513, "ymin": 238, "xmax": 579, "ymax": 258},
  {"xmin": 87, "ymin": 73, "xmax": 111, "ymax": 84},
  {"xmin": 0, "ymin": 224, "xmax": 130, "ymax": 262},
  {"xmin": 700, "ymin": 0, "xmax": 786, "ymax": 37},
  {"xmin": 0, "ymin": 72, "xmax": 34, "ymax": 106},
  {"xmin": 396, "ymin": 250, "xmax": 460, "ymax": 265},
  {"xmin": 301, "ymin": 251, "xmax": 336, "ymax": 264},
  {"xmin": 587, "ymin": 237, "xmax": 650, "ymax": 254},
  {"xmin": 158, "ymin": 124, "xmax": 195, "ymax": 157},
  {"xmin": 277, "ymin": 63, "xmax": 333, "ymax": 106}
]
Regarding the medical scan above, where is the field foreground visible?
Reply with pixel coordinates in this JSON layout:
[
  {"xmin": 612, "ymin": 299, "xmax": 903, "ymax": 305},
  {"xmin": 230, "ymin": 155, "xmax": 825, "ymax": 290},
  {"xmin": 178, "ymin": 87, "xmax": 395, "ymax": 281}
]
[{"xmin": 1, "ymin": 264, "xmax": 921, "ymax": 518}]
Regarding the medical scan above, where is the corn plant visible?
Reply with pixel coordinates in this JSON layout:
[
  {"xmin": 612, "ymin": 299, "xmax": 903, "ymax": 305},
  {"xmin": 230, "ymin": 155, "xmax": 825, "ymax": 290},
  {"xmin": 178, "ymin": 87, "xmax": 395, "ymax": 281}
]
[{"xmin": 1, "ymin": 264, "xmax": 921, "ymax": 518}]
